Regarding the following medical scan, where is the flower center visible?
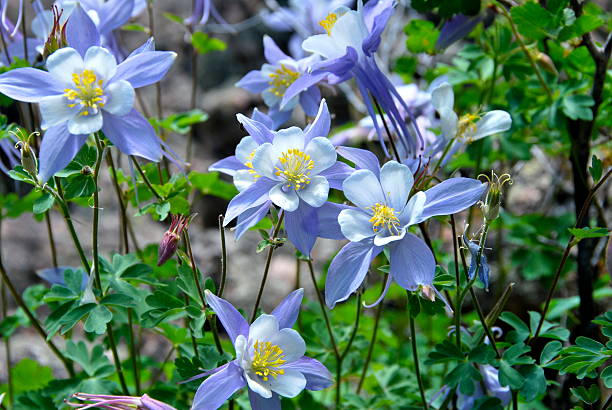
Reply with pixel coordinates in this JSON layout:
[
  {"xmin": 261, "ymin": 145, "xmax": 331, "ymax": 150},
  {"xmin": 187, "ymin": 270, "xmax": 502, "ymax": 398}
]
[
  {"xmin": 457, "ymin": 113, "xmax": 479, "ymax": 141},
  {"xmin": 244, "ymin": 150, "xmax": 260, "ymax": 178},
  {"xmin": 268, "ymin": 64, "xmax": 300, "ymax": 98},
  {"xmin": 368, "ymin": 203, "xmax": 401, "ymax": 234},
  {"xmin": 319, "ymin": 12, "xmax": 338, "ymax": 35},
  {"xmin": 63, "ymin": 69, "xmax": 105, "ymax": 117},
  {"xmin": 275, "ymin": 148, "xmax": 314, "ymax": 190},
  {"xmin": 251, "ymin": 340, "xmax": 286, "ymax": 381}
]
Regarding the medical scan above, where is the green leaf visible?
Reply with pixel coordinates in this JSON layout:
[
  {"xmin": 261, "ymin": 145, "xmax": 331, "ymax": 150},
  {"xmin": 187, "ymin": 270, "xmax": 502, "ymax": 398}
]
[
  {"xmin": 601, "ymin": 365, "xmax": 612, "ymax": 388},
  {"xmin": 63, "ymin": 174, "xmax": 96, "ymax": 199},
  {"xmin": 589, "ymin": 155, "xmax": 602, "ymax": 182},
  {"xmin": 570, "ymin": 385, "xmax": 599, "ymax": 404},
  {"xmin": 540, "ymin": 341, "xmax": 562, "ymax": 365},
  {"xmin": 5, "ymin": 358, "xmax": 53, "ymax": 395},
  {"xmin": 59, "ymin": 303, "xmax": 97, "ymax": 335},
  {"xmin": 83, "ymin": 305, "xmax": 113, "ymax": 335},
  {"xmin": 569, "ymin": 227, "xmax": 609, "ymax": 240},
  {"xmin": 519, "ymin": 365, "xmax": 547, "ymax": 401},
  {"xmin": 121, "ymin": 23, "xmax": 147, "ymax": 32},
  {"xmin": 499, "ymin": 360, "xmax": 526, "ymax": 389},
  {"xmin": 191, "ymin": 32, "xmax": 227, "ymax": 54},
  {"xmin": 64, "ymin": 341, "xmax": 115, "ymax": 378},
  {"xmin": 558, "ymin": 14, "xmax": 604, "ymax": 41},
  {"xmin": 163, "ymin": 12, "xmax": 185, "ymax": 24},
  {"xmin": 511, "ymin": 2, "xmax": 556, "ymax": 40},
  {"xmin": 100, "ymin": 293, "xmax": 136, "ymax": 308},
  {"xmin": 499, "ymin": 312, "xmax": 530, "ymax": 340},
  {"xmin": 404, "ymin": 20, "xmax": 439, "ymax": 54},
  {"xmin": 426, "ymin": 340, "xmax": 464, "ymax": 364},
  {"xmin": 8, "ymin": 165, "xmax": 36, "ymax": 184},
  {"xmin": 189, "ymin": 171, "xmax": 238, "ymax": 200},
  {"xmin": 33, "ymin": 193, "xmax": 54, "ymax": 214},
  {"xmin": 562, "ymin": 94, "xmax": 594, "ymax": 120},
  {"xmin": 155, "ymin": 201, "xmax": 171, "ymax": 221},
  {"xmin": 157, "ymin": 109, "xmax": 209, "ymax": 135}
]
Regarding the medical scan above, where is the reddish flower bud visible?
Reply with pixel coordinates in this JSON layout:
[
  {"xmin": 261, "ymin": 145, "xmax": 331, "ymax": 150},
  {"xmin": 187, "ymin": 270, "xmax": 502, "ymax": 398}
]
[
  {"xmin": 43, "ymin": 6, "xmax": 68, "ymax": 60},
  {"xmin": 157, "ymin": 214, "xmax": 194, "ymax": 266}
]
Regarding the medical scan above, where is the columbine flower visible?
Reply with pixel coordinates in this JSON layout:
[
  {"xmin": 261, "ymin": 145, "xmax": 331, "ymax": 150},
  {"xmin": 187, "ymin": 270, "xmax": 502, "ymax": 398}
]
[
  {"xmin": 66, "ymin": 392, "xmax": 176, "ymax": 409},
  {"xmin": 0, "ymin": 5, "xmax": 176, "ymax": 182},
  {"xmin": 431, "ymin": 81, "xmax": 512, "ymax": 144},
  {"xmin": 157, "ymin": 214, "xmax": 194, "ymax": 266},
  {"xmin": 435, "ymin": 14, "xmax": 482, "ymax": 51},
  {"xmin": 191, "ymin": 289, "xmax": 332, "ymax": 410},
  {"xmin": 236, "ymin": 35, "xmax": 321, "ymax": 127},
  {"xmin": 0, "ymin": 0, "xmax": 43, "ymax": 64},
  {"xmin": 222, "ymin": 100, "xmax": 353, "ymax": 255},
  {"xmin": 462, "ymin": 232, "xmax": 491, "ymax": 291},
  {"xmin": 325, "ymin": 150, "xmax": 486, "ymax": 308},
  {"xmin": 185, "ymin": 0, "xmax": 232, "ymax": 29},
  {"xmin": 282, "ymin": 0, "xmax": 424, "ymax": 158}
]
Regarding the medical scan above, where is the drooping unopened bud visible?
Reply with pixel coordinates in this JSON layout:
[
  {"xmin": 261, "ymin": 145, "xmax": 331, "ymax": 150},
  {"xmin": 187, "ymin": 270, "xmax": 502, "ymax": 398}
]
[
  {"xmin": 43, "ymin": 6, "xmax": 67, "ymax": 60},
  {"xmin": 66, "ymin": 392, "xmax": 177, "ymax": 410},
  {"xmin": 157, "ymin": 214, "xmax": 195, "ymax": 266},
  {"xmin": 420, "ymin": 285, "xmax": 436, "ymax": 302},
  {"xmin": 478, "ymin": 171, "xmax": 512, "ymax": 222},
  {"xmin": 12, "ymin": 129, "xmax": 39, "ymax": 178}
]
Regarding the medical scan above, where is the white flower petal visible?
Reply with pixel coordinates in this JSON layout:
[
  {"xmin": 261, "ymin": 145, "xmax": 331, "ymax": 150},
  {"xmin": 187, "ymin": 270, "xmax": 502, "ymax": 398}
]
[
  {"xmin": 379, "ymin": 161, "xmax": 413, "ymax": 211},
  {"xmin": 269, "ymin": 183, "xmax": 300, "ymax": 212},
  {"xmin": 398, "ymin": 191, "xmax": 426, "ymax": 227},
  {"xmin": 251, "ymin": 143, "xmax": 279, "ymax": 180},
  {"xmin": 235, "ymin": 334, "xmax": 248, "ymax": 366},
  {"xmin": 305, "ymin": 137, "xmax": 336, "ymax": 175},
  {"xmin": 84, "ymin": 46, "xmax": 117, "ymax": 82},
  {"xmin": 268, "ymin": 369, "xmax": 306, "ymax": 398},
  {"xmin": 67, "ymin": 112, "xmax": 103, "ymax": 135},
  {"xmin": 236, "ymin": 136, "xmax": 259, "ymax": 164},
  {"xmin": 472, "ymin": 110, "xmax": 512, "ymax": 140},
  {"xmin": 245, "ymin": 371, "xmax": 273, "ymax": 398},
  {"xmin": 329, "ymin": 10, "xmax": 368, "ymax": 56},
  {"xmin": 46, "ymin": 47, "xmax": 84, "ymax": 86},
  {"xmin": 39, "ymin": 95, "xmax": 79, "ymax": 129},
  {"xmin": 271, "ymin": 127, "xmax": 306, "ymax": 159},
  {"xmin": 103, "ymin": 80, "xmax": 134, "ymax": 116},
  {"xmin": 234, "ymin": 169, "xmax": 258, "ymax": 192},
  {"xmin": 431, "ymin": 82, "xmax": 454, "ymax": 112},
  {"xmin": 249, "ymin": 314, "xmax": 280, "ymax": 344},
  {"xmin": 338, "ymin": 208, "xmax": 375, "ymax": 242},
  {"xmin": 302, "ymin": 34, "xmax": 344, "ymax": 60},
  {"xmin": 342, "ymin": 169, "xmax": 385, "ymax": 211},
  {"xmin": 268, "ymin": 328, "xmax": 305, "ymax": 363},
  {"xmin": 296, "ymin": 175, "xmax": 329, "ymax": 208},
  {"xmin": 373, "ymin": 228, "xmax": 406, "ymax": 246}
]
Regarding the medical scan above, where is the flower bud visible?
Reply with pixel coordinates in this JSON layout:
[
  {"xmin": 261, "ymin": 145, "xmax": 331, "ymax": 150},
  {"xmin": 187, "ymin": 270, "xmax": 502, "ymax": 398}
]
[
  {"xmin": 12, "ymin": 129, "xmax": 39, "ymax": 178},
  {"xmin": 157, "ymin": 214, "xmax": 195, "ymax": 266},
  {"xmin": 43, "ymin": 6, "xmax": 67, "ymax": 60},
  {"xmin": 479, "ymin": 172, "xmax": 512, "ymax": 222}
]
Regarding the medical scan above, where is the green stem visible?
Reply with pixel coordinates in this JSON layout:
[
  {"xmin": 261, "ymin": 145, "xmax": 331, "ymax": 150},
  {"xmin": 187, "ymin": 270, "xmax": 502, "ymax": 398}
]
[
  {"xmin": 106, "ymin": 151, "xmax": 129, "ymax": 253},
  {"xmin": 339, "ymin": 293, "xmax": 362, "ymax": 362},
  {"xmin": 409, "ymin": 315, "xmax": 428, "ymax": 409},
  {"xmin": 106, "ymin": 323, "xmax": 130, "ymax": 395},
  {"xmin": 450, "ymin": 215, "xmax": 462, "ymax": 349},
  {"xmin": 218, "ymin": 215, "xmax": 227, "ymax": 297},
  {"xmin": 131, "ymin": 157, "xmax": 164, "ymax": 201},
  {"xmin": 92, "ymin": 135, "xmax": 105, "ymax": 290},
  {"xmin": 127, "ymin": 309, "xmax": 141, "ymax": 395},
  {"xmin": 250, "ymin": 212, "xmax": 285, "ymax": 322},
  {"xmin": 1, "ymin": 278, "xmax": 13, "ymax": 408},
  {"xmin": 44, "ymin": 212, "xmax": 58, "ymax": 268},
  {"xmin": 356, "ymin": 299, "xmax": 383, "ymax": 394}
]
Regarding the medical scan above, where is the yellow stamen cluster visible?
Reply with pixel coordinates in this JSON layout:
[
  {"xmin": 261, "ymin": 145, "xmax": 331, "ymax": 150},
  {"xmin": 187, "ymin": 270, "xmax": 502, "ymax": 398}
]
[
  {"xmin": 268, "ymin": 64, "xmax": 300, "ymax": 98},
  {"xmin": 457, "ymin": 113, "xmax": 480, "ymax": 141},
  {"xmin": 244, "ymin": 150, "xmax": 260, "ymax": 178},
  {"xmin": 251, "ymin": 341, "xmax": 286, "ymax": 381},
  {"xmin": 275, "ymin": 148, "xmax": 314, "ymax": 190},
  {"xmin": 368, "ymin": 203, "xmax": 400, "ymax": 234},
  {"xmin": 319, "ymin": 12, "xmax": 338, "ymax": 35},
  {"xmin": 63, "ymin": 69, "xmax": 104, "ymax": 116}
]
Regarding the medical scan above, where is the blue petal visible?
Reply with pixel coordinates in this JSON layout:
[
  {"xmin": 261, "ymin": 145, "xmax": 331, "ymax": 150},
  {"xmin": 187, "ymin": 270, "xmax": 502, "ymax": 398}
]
[
  {"xmin": 318, "ymin": 161, "xmax": 354, "ymax": 190},
  {"xmin": 235, "ymin": 200, "xmax": 272, "ymax": 240},
  {"xmin": 236, "ymin": 114, "xmax": 275, "ymax": 145},
  {"xmin": 263, "ymin": 35, "xmax": 291, "ymax": 63},
  {"xmin": 65, "ymin": 4, "xmax": 100, "ymax": 56},
  {"xmin": 208, "ymin": 156, "xmax": 246, "ymax": 176},
  {"xmin": 127, "ymin": 37, "xmax": 155, "ymax": 58},
  {"xmin": 112, "ymin": 50, "xmax": 177, "ymax": 88},
  {"xmin": 204, "ymin": 291, "xmax": 249, "ymax": 346},
  {"xmin": 342, "ymin": 169, "xmax": 385, "ymax": 211},
  {"xmin": 299, "ymin": 86, "xmax": 322, "ymax": 117},
  {"xmin": 248, "ymin": 390, "xmax": 281, "ymax": 410},
  {"xmin": 0, "ymin": 68, "xmax": 63, "ymax": 102},
  {"xmin": 271, "ymin": 288, "xmax": 304, "ymax": 329},
  {"xmin": 296, "ymin": 175, "xmax": 329, "ymax": 208},
  {"xmin": 316, "ymin": 202, "xmax": 350, "ymax": 240},
  {"xmin": 388, "ymin": 233, "xmax": 435, "ymax": 291},
  {"xmin": 338, "ymin": 208, "xmax": 375, "ymax": 242},
  {"xmin": 336, "ymin": 146, "xmax": 381, "ymax": 176},
  {"xmin": 420, "ymin": 178, "xmax": 486, "ymax": 221},
  {"xmin": 97, "ymin": 0, "xmax": 134, "ymax": 33},
  {"xmin": 224, "ymin": 178, "xmax": 275, "ymax": 225},
  {"xmin": 101, "ymin": 110, "xmax": 162, "ymax": 161},
  {"xmin": 281, "ymin": 71, "xmax": 328, "ymax": 109},
  {"xmin": 192, "ymin": 361, "xmax": 245, "ymax": 410},
  {"xmin": 463, "ymin": 234, "xmax": 491, "ymax": 291},
  {"xmin": 283, "ymin": 356, "xmax": 333, "ymax": 391},
  {"xmin": 436, "ymin": 14, "xmax": 482, "ymax": 51},
  {"xmin": 379, "ymin": 161, "xmax": 413, "ymax": 211},
  {"xmin": 303, "ymin": 99, "xmax": 330, "ymax": 143},
  {"xmin": 38, "ymin": 125, "xmax": 88, "ymax": 182},
  {"xmin": 284, "ymin": 202, "xmax": 318, "ymax": 255},
  {"xmin": 325, "ymin": 240, "xmax": 382, "ymax": 308},
  {"xmin": 362, "ymin": 2, "xmax": 395, "ymax": 56},
  {"xmin": 236, "ymin": 70, "xmax": 268, "ymax": 94}
]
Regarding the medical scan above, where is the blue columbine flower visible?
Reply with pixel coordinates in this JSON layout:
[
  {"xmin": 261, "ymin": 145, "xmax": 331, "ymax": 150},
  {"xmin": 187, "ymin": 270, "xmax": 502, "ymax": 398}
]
[
  {"xmin": 236, "ymin": 35, "xmax": 321, "ymax": 128},
  {"xmin": 0, "ymin": 6, "xmax": 176, "ymax": 182},
  {"xmin": 185, "ymin": 0, "xmax": 232, "ymax": 29},
  {"xmin": 325, "ymin": 149, "xmax": 486, "ymax": 308},
  {"xmin": 221, "ymin": 100, "xmax": 353, "ymax": 255},
  {"xmin": 190, "ymin": 289, "xmax": 332, "ymax": 410},
  {"xmin": 281, "ymin": 0, "xmax": 424, "ymax": 158}
]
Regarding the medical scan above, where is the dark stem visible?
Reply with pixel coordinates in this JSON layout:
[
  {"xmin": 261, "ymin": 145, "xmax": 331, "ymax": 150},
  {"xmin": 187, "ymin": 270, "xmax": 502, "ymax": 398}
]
[
  {"xmin": 127, "ymin": 308, "xmax": 141, "ymax": 395},
  {"xmin": 186, "ymin": 35, "xmax": 198, "ymax": 167},
  {"xmin": 409, "ymin": 315, "xmax": 428, "ymax": 409},
  {"xmin": 250, "ymin": 212, "xmax": 285, "ymax": 322},
  {"xmin": 371, "ymin": 95, "xmax": 401, "ymax": 162},
  {"xmin": 1, "ymin": 278, "xmax": 13, "ymax": 407},
  {"xmin": 131, "ymin": 157, "xmax": 164, "ymax": 201},
  {"xmin": 218, "ymin": 215, "xmax": 227, "ymax": 297},
  {"xmin": 450, "ymin": 215, "xmax": 462, "ymax": 349},
  {"xmin": 106, "ymin": 323, "xmax": 130, "ymax": 395},
  {"xmin": 149, "ymin": 345, "xmax": 175, "ymax": 387},
  {"xmin": 106, "ymin": 151, "xmax": 129, "ymax": 254},
  {"xmin": 339, "ymin": 293, "xmax": 362, "ymax": 362},
  {"xmin": 356, "ymin": 300, "xmax": 383, "ymax": 394},
  {"xmin": 44, "ymin": 212, "xmax": 58, "ymax": 268},
  {"xmin": 92, "ymin": 135, "xmax": 105, "ymax": 290}
]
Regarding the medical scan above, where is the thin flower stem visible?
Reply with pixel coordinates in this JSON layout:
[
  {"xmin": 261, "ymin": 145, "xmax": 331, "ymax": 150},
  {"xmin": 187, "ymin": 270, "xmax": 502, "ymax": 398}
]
[
  {"xmin": 306, "ymin": 260, "xmax": 339, "ymax": 358},
  {"xmin": 127, "ymin": 309, "xmax": 141, "ymax": 395},
  {"xmin": 186, "ymin": 33, "xmax": 198, "ymax": 167},
  {"xmin": 340, "ymin": 293, "xmax": 362, "ymax": 362},
  {"xmin": 131, "ymin": 157, "xmax": 164, "ymax": 201},
  {"xmin": 371, "ymin": 95, "xmax": 401, "ymax": 162},
  {"xmin": 250, "ymin": 212, "xmax": 285, "ymax": 322},
  {"xmin": 458, "ymin": 223, "xmax": 490, "ymax": 305},
  {"xmin": 106, "ymin": 151, "xmax": 129, "ymax": 254},
  {"xmin": 428, "ymin": 138, "xmax": 456, "ymax": 182},
  {"xmin": 44, "ymin": 211, "xmax": 58, "ymax": 268},
  {"xmin": 218, "ymin": 215, "xmax": 227, "ymax": 297},
  {"xmin": 450, "ymin": 215, "xmax": 462, "ymax": 349},
  {"xmin": 149, "ymin": 345, "xmax": 175, "ymax": 388},
  {"xmin": 92, "ymin": 135, "xmax": 106, "ymax": 290},
  {"xmin": 531, "ymin": 168, "xmax": 611, "ymax": 340},
  {"xmin": 106, "ymin": 323, "xmax": 130, "ymax": 395},
  {"xmin": 51, "ymin": 177, "xmax": 91, "ymax": 272},
  {"xmin": 147, "ymin": 0, "xmax": 163, "ymax": 121},
  {"xmin": 409, "ymin": 315, "xmax": 429, "ymax": 409},
  {"xmin": 1, "ymin": 279, "xmax": 13, "ymax": 408},
  {"xmin": 184, "ymin": 293, "xmax": 200, "ymax": 360},
  {"xmin": 602, "ymin": 393, "xmax": 612, "ymax": 410},
  {"xmin": 356, "ymin": 298, "xmax": 383, "ymax": 394}
]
